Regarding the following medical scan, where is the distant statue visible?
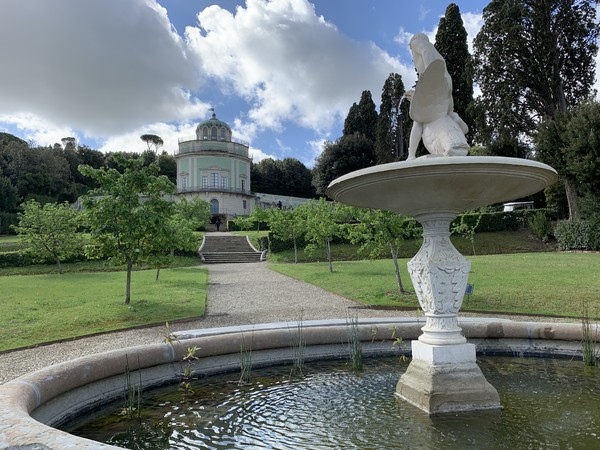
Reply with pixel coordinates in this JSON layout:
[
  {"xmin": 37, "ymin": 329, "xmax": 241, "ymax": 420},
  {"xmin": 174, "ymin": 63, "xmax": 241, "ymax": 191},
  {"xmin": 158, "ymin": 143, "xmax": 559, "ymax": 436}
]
[{"xmin": 405, "ymin": 34, "xmax": 469, "ymax": 159}]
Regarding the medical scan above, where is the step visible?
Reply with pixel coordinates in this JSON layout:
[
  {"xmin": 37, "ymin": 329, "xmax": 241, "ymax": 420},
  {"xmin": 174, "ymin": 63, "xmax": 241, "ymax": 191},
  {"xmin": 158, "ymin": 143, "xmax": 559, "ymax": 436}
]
[{"xmin": 199, "ymin": 235, "xmax": 263, "ymax": 264}]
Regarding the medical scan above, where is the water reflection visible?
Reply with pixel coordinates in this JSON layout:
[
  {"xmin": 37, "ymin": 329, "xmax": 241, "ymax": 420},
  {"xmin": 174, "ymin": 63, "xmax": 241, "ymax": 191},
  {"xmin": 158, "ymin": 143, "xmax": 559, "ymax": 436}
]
[{"xmin": 68, "ymin": 357, "xmax": 600, "ymax": 449}]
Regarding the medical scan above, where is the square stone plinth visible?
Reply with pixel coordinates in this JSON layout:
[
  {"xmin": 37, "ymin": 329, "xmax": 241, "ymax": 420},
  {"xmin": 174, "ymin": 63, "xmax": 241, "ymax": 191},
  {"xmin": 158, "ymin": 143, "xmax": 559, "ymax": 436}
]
[{"xmin": 396, "ymin": 341, "xmax": 501, "ymax": 415}]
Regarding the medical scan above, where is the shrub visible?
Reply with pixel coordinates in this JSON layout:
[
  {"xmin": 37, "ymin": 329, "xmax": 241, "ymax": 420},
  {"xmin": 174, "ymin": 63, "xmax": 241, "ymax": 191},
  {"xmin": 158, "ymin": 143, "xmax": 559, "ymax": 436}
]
[
  {"xmin": 0, "ymin": 251, "xmax": 31, "ymax": 267},
  {"xmin": 528, "ymin": 211, "xmax": 553, "ymax": 242},
  {"xmin": 229, "ymin": 218, "xmax": 269, "ymax": 232},
  {"xmin": 554, "ymin": 220, "xmax": 600, "ymax": 251},
  {"xmin": 452, "ymin": 209, "xmax": 556, "ymax": 233}
]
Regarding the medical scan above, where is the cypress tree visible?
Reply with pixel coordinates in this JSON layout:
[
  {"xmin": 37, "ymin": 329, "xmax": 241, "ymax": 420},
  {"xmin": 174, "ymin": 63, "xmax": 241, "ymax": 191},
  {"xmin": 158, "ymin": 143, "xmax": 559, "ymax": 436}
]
[
  {"xmin": 435, "ymin": 3, "xmax": 475, "ymax": 144},
  {"xmin": 375, "ymin": 73, "xmax": 410, "ymax": 164}
]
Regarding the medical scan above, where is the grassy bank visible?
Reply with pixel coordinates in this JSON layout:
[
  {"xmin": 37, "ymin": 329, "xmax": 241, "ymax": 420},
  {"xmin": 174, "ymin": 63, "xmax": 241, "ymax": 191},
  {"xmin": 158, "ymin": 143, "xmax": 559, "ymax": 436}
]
[
  {"xmin": 0, "ymin": 256, "xmax": 200, "ymax": 276},
  {"xmin": 266, "ymin": 229, "xmax": 555, "ymax": 263},
  {"xmin": 269, "ymin": 252, "xmax": 600, "ymax": 318},
  {"xmin": 0, "ymin": 266, "xmax": 208, "ymax": 351}
]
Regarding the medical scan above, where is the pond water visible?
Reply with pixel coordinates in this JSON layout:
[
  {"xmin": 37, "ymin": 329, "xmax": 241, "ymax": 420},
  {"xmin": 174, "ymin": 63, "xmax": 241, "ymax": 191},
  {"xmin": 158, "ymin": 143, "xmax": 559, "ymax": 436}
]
[{"xmin": 66, "ymin": 356, "xmax": 600, "ymax": 449}]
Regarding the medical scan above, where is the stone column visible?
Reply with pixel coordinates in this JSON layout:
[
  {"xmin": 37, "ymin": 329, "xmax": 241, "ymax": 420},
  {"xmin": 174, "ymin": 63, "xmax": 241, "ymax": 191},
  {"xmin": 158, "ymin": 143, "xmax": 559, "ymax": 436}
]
[{"xmin": 396, "ymin": 212, "xmax": 500, "ymax": 414}]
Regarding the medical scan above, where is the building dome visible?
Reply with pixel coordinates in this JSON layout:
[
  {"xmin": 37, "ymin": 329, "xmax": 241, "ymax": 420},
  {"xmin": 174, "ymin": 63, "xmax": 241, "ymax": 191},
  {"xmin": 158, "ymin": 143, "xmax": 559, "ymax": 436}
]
[
  {"xmin": 196, "ymin": 112, "xmax": 231, "ymax": 132},
  {"xmin": 195, "ymin": 111, "xmax": 232, "ymax": 141}
]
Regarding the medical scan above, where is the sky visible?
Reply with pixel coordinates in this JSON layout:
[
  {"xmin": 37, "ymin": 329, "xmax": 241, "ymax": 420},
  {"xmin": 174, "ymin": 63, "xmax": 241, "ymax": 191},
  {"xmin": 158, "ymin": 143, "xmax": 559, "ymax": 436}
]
[{"xmin": 0, "ymin": 0, "xmax": 592, "ymax": 168}]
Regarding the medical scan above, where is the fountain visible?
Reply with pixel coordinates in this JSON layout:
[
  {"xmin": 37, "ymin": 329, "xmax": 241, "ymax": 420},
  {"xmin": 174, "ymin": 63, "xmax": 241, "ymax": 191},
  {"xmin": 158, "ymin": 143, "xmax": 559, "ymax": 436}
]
[
  {"xmin": 326, "ymin": 34, "xmax": 559, "ymax": 414},
  {"xmin": 0, "ymin": 34, "xmax": 578, "ymax": 448}
]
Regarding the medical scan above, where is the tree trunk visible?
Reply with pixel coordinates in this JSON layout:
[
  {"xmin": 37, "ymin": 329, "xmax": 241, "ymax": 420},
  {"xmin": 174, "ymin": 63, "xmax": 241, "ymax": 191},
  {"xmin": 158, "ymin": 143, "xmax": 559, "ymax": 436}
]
[
  {"xmin": 293, "ymin": 238, "xmax": 298, "ymax": 264},
  {"xmin": 326, "ymin": 239, "xmax": 333, "ymax": 273},
  {"xmin": 126, "ymin": 261, "xmax": 132, "ymax": 305},
  {"xmin": 155, "ymin": 267, "xmax": 161, "ymax": 281},
  {"xmin": 55, "ymin": 256, "xmax": 63, "ymax": 275},
  {"xmin": 390, "ymin": 243, "xmax": 406, "ymax": 294},
  {"xmin": 564, "ymin": 178, "xmax": 579, "ymax": 221}
]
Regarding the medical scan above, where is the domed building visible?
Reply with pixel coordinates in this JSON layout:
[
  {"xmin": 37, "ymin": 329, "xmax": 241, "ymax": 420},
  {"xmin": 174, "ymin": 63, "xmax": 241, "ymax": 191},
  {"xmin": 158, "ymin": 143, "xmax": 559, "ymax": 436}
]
[
  {"xmin": 175, "ymin": 112, "xmax": 311, "ymax": 230},
  {"xmin": 175, "ymin": 112, "xmax": 254, "ymax": 225}
]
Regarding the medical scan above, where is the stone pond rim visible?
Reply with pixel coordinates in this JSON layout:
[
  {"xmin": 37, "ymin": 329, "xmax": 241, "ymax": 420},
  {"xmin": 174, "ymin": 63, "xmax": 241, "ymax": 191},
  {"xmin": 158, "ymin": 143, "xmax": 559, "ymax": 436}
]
[{"xmin": 325, "ymin": 156, "xmax": 559, "ymax": 216}]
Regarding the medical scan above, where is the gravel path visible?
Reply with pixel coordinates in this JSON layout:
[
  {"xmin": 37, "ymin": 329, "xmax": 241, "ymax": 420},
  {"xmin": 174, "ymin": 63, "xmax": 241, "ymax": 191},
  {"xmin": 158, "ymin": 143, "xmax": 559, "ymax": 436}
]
[
  {"xmin": 0, "ymin": 262, "xmax": 403, "ymax": 384},
  {"xmin": 0, "ymin": 261, "xmax": 577, "ymax": 384}
]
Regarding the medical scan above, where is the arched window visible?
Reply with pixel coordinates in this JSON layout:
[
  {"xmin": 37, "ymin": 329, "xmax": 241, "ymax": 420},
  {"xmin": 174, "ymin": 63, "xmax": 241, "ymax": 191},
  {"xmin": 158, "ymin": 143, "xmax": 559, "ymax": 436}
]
[
  {"xmin": 210, "ymin": 199, "xmax": 219, "ymax": 214},
  {"xmin": 202, "ymin": 127, "xmax": 208, "ymax": 139},
  {"xmin": 220, "ymin": 127, "xmax": 226, "ymax": 141},
  {"xmin": 211, "ymin": 127, "xmax": 217, "ymax": 140}
]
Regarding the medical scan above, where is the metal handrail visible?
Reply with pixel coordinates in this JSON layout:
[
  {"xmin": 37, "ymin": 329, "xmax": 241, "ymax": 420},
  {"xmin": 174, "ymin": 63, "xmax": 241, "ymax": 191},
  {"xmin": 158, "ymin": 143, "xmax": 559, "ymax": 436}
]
[
  {"xmin": 178, "ymin": 135, "xmax": 249, "ymax": 146},
  {"xmin": 178, "ymin": 186, "xmax": 254, "ymax": 195}
]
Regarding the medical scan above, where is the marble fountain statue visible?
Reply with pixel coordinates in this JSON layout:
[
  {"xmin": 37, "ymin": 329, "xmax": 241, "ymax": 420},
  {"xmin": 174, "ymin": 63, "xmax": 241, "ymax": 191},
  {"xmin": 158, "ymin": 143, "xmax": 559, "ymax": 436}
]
[{"xmin": 327, "ymin": 33, "xmax": 559, "ymax": 414}]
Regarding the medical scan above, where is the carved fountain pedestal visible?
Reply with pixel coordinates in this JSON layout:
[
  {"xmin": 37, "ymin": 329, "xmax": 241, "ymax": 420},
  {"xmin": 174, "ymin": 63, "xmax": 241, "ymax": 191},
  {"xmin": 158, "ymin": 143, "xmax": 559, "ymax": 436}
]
[
  {"xmin": 398, "ymin": 211, "xmax": 499, "ymax": 414},
  {"xmin": 327, "ymin": 156, "xmax": 558, "ymax": 414}
]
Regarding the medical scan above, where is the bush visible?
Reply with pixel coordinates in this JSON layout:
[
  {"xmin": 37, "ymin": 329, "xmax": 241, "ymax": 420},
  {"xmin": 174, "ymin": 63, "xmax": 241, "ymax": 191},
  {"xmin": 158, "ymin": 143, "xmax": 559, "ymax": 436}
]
[
  {"xmin": 528, "ymin": 211, "xmax": 553, "ymax": 242},
  {"xmin": 229, "ymin": 218, "xmax": 269, "ymax": 232},
  {"xmin": 0, "ymin": 246, "xmax": 89, "ymax": 268},
  {"xmin": 452, "ymin": 209, "xmax": 555, "ymax": 233},
  {"xmin": 554, "ymin": 220, "xmax": 600, "ymax": 251},
  {"xmin": 0, "ymin": 251, "xmax": 32, "ymax": 267}
]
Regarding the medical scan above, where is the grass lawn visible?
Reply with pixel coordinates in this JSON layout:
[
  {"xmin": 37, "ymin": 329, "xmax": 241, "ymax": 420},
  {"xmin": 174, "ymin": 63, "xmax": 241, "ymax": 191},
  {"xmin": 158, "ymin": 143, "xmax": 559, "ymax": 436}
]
[
  {"xmin": 266, "ymin": 229, "xmax": 555, "ymax": 263},
  {"xmin": 269, "ymin": 252, "xmax": 600, "ymax": 318},
  {"xmin": 0, "ymin": 266, "xmax": 207, "ymax": 352}
]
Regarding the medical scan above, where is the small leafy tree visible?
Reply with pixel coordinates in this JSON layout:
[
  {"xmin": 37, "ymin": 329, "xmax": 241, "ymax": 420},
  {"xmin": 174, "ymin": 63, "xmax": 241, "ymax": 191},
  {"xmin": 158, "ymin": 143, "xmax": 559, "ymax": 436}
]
[
  {"xmin": 267, "ymin": 208, "xmax": 306, "ymax": 263},
  {"xmin": 250, "ymin": 206, "xmax": 270, "ymax": 234},
  {"xmin": 12, "ymin": 200, "xmax": 83, "ymax": 274},
  {"xmin": 149, "ymin": 198, "xmax": 210, "ymax": 280},
  {"xmin": 79, "ymin": 156, "xmax": 176, "ymax": 304},
  {"xmin": 297, "ymin": 198, "xmax": 348, "ymax": 273},
  {"xmin": 234, "ymin": 216, "xmax": 254, "ymax": 232},
  {"xmin": 451, "ymin": 212, "xmax": 482, "ymax": 256},
  {"xmin": 347, "ymin": 208, "xmax": 418, "ymax": 295}
]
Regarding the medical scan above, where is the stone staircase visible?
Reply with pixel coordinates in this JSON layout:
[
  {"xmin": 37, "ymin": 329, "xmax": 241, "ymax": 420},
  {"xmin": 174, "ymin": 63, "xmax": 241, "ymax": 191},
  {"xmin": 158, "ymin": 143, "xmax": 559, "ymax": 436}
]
[{"xmin": 199, "ymin": 234, "xmax": 264, "ymax": 264}]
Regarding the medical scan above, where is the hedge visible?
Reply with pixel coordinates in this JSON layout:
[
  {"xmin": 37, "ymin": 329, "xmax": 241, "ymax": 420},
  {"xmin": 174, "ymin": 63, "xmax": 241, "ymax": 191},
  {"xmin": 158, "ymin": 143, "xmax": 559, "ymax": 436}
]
[
  {"xmin": 554, "ymin": 219, "xmax": 600, "ymax": 251},
  {"xmin": 450, "ymin": 209, "xmax": 556, "ymax": 233},
  {"xmin": 228, "ymin": 219, "xmax": 269, "ymax": 232}
]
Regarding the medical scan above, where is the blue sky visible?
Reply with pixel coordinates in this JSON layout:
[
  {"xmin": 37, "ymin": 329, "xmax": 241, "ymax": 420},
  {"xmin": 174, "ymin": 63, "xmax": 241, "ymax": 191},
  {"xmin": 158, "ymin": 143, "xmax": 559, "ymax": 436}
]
[{"xmin": 0, "ymin": 1, "xmax": 512, "ymax": 167}]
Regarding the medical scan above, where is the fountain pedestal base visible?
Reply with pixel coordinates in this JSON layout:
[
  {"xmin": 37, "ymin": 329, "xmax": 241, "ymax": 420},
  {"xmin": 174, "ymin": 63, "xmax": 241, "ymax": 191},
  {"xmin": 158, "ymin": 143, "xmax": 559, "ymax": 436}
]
[{"xmin": 396, "ymin": 340, "xmax": 500, "ymax": 414}]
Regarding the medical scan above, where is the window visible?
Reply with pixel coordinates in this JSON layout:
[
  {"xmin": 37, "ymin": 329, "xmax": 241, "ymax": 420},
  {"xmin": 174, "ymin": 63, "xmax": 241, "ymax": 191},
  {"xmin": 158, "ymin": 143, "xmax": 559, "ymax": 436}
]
[
  {"xmin": 220, "ymin": 128, "xmax": 227, "ymax": 141},
  {"xmin": 243, "ymin": 200, "xmax": 247, "ymax": 209},
  {"xmin": 202, "ymin": 127, "xmax": 208, "ymax": 140},
  {"xmin": 221, "ymin": 176, "xmax": 228, "ymax": 189},
  {"xmin": 211, "ymin": 126, "xmax": 217, "ymax": 140},
  {"xmin": 181, "ymin": 176, "xmax": 188, "ymax": 191},
  {"xmin": 241, "ymin": 179, "xmax": 246, "ymax": 192},
  {"xmin": 201, "ymin": 176, "xmax": 208, "ymax": 189},
  {"xmin": 211, "ymin": 173, "xmax": 219, "ymax": 188},
  {"xmin": 210, "ymin": 199, "xmax": 219, "ymax": 214}
]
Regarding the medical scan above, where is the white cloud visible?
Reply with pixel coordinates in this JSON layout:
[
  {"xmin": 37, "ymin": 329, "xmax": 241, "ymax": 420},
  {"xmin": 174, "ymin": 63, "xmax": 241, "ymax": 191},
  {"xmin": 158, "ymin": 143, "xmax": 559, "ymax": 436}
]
[
  {"xmin": 0, "ymin": 113, "xmax": 79, "ymax": 147},
  {"xmin": 98, "ymin": 122, "xmax": 197, "ymax": 155},
  {"xmin": 461, "ymin": 12, "xmax": 484, "ymax": 54},
  {"xmin": 0, "ymin": 0, "xmax": 208, "ymax": 137},
  {"xmin": 305, "ymin": 138, "xmax": 327, "ymax": 167},
  {"xmin": 249, "ymin": 147, "xmax": 277, "ymax": 163},
  {"xmin": 185, "ymin": 0, "xmax": 405, "ymax": 134}
]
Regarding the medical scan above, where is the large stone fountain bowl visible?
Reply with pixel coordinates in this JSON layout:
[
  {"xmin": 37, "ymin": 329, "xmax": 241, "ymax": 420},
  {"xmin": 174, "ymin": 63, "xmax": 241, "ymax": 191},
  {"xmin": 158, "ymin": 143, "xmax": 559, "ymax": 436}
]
[{"xmin": 326, "ymin": 156, "xmax": 559, "ymax": 216}]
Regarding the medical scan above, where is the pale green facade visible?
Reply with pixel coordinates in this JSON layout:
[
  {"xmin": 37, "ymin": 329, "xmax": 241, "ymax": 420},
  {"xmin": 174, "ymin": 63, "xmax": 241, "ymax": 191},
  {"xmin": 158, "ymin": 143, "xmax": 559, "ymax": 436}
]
[{"xmin": 175, "ymin": 113, "xmax": 254, "ymax": 217}]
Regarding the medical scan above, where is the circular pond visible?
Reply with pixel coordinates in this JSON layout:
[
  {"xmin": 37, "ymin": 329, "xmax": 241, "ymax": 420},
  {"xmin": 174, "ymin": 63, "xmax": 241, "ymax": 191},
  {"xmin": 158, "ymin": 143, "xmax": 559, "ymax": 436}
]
[{"xmin": 66, "ymin": 356, "xmax": 600, "ymax": 449}]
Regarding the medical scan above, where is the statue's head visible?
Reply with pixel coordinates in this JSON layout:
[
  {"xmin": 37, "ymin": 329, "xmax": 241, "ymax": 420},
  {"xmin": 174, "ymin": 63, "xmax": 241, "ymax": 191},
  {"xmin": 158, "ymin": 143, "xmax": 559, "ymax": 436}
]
[{"xmin": 409, "ymin": 33, "xmax": 430, "ymax": 49}]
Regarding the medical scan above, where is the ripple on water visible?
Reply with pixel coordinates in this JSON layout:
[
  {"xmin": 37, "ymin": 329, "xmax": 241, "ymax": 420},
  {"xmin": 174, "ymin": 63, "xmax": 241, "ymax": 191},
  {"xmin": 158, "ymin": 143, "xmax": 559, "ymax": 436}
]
[{"xmin": 67, "ymin": 356, "xmax": 600, "ymax": 450}]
